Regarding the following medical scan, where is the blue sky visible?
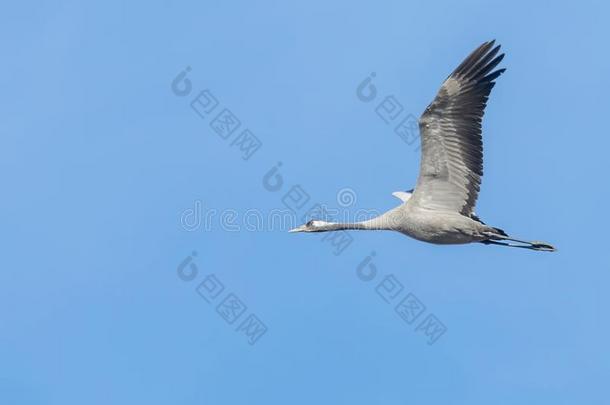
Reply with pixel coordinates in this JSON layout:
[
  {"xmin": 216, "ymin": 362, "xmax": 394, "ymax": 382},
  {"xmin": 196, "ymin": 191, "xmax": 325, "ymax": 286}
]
[{"xmin": 1, "ymin": 1, "xmax": 609, "ymax": 404}]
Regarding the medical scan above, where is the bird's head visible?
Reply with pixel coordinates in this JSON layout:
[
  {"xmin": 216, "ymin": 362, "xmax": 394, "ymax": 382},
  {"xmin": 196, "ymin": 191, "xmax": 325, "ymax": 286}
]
[{"xmin": 288, "ymin": 220, "xmax": 331, "ymax": 233}]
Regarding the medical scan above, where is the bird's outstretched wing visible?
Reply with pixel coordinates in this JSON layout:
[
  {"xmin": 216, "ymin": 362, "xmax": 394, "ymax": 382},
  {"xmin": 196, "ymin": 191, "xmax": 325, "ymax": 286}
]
[{"xmin": 408, "ymin": 41, "xmax": 505, "ymax": 216}]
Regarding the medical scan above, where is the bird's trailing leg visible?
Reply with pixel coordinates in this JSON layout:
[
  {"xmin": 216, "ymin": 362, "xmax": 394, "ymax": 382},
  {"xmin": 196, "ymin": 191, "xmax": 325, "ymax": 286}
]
[{"xmin": 481, "ymin": 234, "xmax": 556, "ymax": 252}]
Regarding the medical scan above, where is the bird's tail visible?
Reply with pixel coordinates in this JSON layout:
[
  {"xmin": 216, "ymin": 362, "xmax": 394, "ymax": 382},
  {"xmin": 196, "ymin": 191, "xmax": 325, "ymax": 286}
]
[{"xmin": 481, "ymin": 230, "xmax": 556, "ymax": 252}]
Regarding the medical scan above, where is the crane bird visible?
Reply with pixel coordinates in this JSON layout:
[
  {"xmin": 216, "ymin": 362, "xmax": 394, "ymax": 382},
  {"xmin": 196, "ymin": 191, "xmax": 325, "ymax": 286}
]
[{"xmin": 289, "ymin": 40, "xmax": 555, "ymax": 252}]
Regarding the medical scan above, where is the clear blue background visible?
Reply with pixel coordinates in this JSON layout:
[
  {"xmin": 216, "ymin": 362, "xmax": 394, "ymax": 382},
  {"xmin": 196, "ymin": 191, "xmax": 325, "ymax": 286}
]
[{"xmin": 1, "ymin": 1, "xmax": 608, "ymax": 404}]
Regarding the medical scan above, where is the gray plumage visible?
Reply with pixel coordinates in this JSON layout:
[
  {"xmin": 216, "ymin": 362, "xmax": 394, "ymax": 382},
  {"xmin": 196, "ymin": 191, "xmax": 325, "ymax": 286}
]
[{"xmin": 290, "ymin": 41, "xmax": 555, "ymax": 252}]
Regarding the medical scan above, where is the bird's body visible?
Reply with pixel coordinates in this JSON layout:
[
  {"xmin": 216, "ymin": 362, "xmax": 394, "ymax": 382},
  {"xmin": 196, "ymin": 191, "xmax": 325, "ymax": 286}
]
[
  {"xmin": 391, "ymin": 208, "xmax": 493, "ymax": 245},
  {"xmin": 304, "ymin": 205, "xmax": 498, "ymax": 244},
  {"xmin": 290, "ymin": 40, "xmax": 555, "ymax": 252}
]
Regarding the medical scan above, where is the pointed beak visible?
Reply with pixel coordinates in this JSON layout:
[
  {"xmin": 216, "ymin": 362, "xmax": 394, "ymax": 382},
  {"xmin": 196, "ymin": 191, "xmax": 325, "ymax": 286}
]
[{"xmin": 288, "ymin": 224, "xmax": 307, "ymax": 233}]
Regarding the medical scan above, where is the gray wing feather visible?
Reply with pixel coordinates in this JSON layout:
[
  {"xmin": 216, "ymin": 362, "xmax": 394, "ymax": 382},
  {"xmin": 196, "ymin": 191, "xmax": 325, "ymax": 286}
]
[{"xmin": 409, "ymin": 40, "xmax": 506, "ymax": 215}]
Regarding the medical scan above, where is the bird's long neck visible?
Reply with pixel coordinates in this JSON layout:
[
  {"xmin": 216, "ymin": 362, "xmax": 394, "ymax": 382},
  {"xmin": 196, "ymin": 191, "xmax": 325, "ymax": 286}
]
[
  {"xmin": 318, "ymin": 222, "xmax": 369, "ymax": 231},
  {"xmin": 317, "ymin": 210, "xmax": 399, "ymax": 232}
]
